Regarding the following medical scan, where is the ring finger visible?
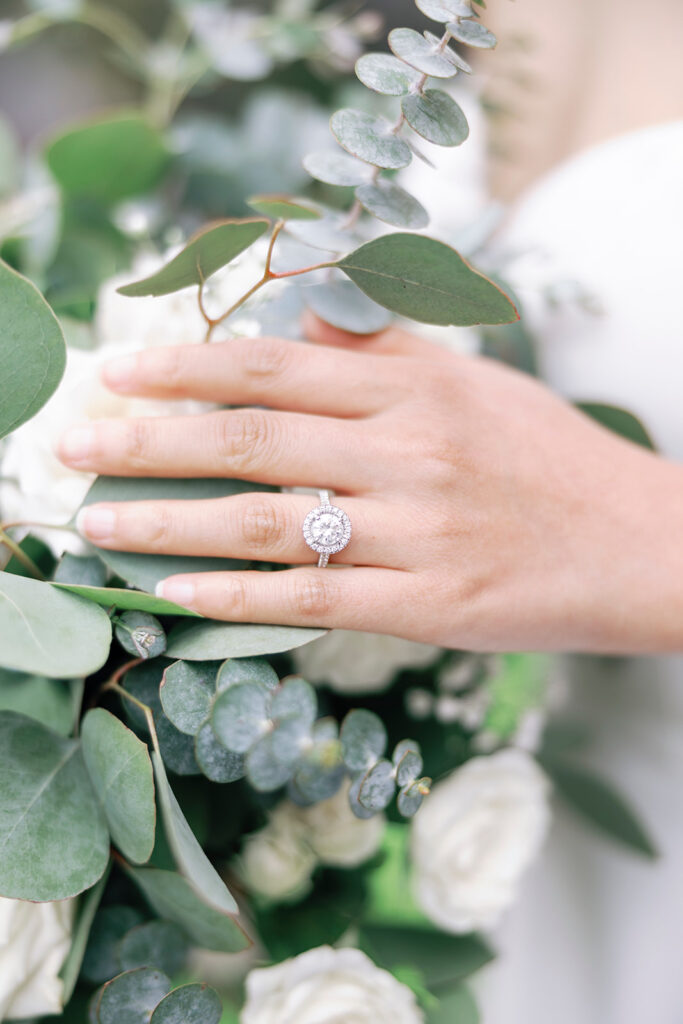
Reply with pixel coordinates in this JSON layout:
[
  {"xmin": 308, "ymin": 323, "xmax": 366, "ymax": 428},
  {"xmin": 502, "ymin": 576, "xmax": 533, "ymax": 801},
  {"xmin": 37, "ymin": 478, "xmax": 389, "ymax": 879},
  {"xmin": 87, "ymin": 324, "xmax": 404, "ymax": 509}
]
[{"xmin": 76, "ymin": 493, "xmax": 412, "ymax": 568}]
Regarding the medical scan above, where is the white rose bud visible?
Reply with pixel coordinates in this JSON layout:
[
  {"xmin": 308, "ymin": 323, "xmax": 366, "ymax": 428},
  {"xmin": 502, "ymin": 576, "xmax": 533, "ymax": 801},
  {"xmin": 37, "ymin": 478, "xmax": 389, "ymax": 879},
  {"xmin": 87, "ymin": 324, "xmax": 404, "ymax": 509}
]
[
  {"xmin": 240, "ymin": 807, "xmax": 317, "ymax": 902},
  {"xmin": 0, "ymin": 896, "xmax": 73, "ymax": 1019},
  {"xmin": 293, "ymin": 630, "xmax": 439, "ymax": 695},
  {"xmin": 297, "ymin": 781, "xmax": 385, "ymax": 868},
  {"xmin": 241, "ymin": 946, "xmax": 424, "ymax": 1024},
  {"xmin": 411, "ymin": 750, "xmax": 551, "ymax": 933}
]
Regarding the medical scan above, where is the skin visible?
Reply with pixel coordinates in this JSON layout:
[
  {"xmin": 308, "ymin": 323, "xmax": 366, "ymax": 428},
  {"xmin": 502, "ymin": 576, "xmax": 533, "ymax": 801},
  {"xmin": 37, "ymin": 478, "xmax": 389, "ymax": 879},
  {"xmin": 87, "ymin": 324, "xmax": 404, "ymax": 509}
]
[{"xmin": 58, "ymin": 315, "xmax": 683, "ymax": 653}]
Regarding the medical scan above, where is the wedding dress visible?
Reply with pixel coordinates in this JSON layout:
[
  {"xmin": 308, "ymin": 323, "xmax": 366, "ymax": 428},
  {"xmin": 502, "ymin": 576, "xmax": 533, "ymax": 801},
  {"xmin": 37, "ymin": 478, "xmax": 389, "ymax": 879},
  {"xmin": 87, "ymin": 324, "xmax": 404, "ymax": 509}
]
[{"xmin": 475, "ymin": 119, "xmax": 683, "ymax": 1024}]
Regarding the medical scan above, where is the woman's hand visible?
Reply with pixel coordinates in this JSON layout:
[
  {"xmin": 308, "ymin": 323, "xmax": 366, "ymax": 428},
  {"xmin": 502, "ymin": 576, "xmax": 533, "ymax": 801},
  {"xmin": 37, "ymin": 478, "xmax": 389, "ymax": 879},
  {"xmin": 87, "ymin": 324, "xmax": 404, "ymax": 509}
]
[{"xmin": 57, "ymin": 316, "xmax": 683, "ymax": 652}]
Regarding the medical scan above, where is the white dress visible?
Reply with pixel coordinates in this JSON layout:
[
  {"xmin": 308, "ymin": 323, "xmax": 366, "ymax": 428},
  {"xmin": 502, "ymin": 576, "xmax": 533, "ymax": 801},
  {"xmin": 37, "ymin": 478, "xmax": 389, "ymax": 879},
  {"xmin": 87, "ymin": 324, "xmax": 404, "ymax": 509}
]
[{"xmin": 477, "ymin": 120, "xmax": 683, "ymax": 1024}]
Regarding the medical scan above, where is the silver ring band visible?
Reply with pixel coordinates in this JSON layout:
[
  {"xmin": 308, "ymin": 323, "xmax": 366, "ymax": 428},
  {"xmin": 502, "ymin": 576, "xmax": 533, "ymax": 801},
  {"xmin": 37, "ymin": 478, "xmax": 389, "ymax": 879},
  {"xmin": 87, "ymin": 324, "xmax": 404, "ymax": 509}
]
[{"xmin": 302, "ymin": 489, "xmax": 352, "ymax": 568}]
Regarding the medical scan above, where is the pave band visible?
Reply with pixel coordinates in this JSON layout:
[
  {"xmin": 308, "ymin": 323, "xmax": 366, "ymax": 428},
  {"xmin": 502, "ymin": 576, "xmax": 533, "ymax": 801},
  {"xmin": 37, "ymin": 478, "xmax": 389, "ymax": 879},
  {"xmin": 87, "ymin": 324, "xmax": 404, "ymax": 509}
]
[{"xmin": 302, "ymin": 490, "xmax": 352, "ymax": 568}]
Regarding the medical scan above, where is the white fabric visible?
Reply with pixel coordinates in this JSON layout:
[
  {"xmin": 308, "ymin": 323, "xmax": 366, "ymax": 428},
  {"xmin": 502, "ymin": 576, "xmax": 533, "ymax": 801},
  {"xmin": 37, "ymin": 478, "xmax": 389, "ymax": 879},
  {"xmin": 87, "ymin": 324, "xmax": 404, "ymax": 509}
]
[{"xmin": 477, "ymin": 120, "xmax": 683, "ymax": 1024}]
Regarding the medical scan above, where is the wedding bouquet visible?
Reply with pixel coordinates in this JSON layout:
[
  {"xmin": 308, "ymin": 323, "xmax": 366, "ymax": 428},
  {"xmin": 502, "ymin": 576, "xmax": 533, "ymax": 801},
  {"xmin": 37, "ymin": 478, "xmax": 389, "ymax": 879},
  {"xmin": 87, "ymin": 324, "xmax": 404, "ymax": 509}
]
[{"xmin": 0, "ymin": 2, "xmax": 657, "ymax": 1021}]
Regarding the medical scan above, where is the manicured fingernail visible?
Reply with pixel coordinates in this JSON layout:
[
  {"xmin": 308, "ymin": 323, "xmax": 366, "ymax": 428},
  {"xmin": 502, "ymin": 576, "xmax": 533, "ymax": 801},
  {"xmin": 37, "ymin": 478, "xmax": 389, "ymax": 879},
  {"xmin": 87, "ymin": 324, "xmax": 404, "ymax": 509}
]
[
  {"xmin": 103, "ymin": 354, "xmax": 138, "ymax": 392},
  {"xmin": 58, "ymin": 425, "xmax": 94, "ymax": 464},
  {"xmin": 76, "ymin": 506, "xmax": 116, "ymax": 541},
  {"xmin": 156, "ymin": 580, "xmax": 196, "ymax": 607}
]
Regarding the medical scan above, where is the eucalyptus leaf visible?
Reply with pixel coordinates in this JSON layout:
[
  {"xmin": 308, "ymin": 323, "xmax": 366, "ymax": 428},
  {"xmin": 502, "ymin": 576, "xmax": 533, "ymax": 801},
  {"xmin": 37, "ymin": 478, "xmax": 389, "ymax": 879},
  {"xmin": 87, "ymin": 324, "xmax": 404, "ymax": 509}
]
[
  {"xmin": 271, "ymin": 676, "xmax": 317, "ymax": 724},
  {"xmin": 416, "ymin": 0, "xmax": 473, "ymax": 21},
  {"xmin": 305, "ymin": 280, "xmax": 393, "ymax": 334},
  {"xmin": 303, "ymin": 150, "xmax": 373, "ymax": 187},
  {"xmin": 46, "ymin": 113, "xmax": 168, "ymax": 203},
  {"xmin": 247, "ymin": 194, "xmax": 320, "ymax": 220},
  {"xmin": 358, "ymin": 758, "xmax": 396, "ymax": 812},
  {"xmin": 361, "ymin": 923, "xmax": 493, "ymax": 987},
  {"xmin": 81, "ymin": 709, "xmax": 156, "ymax": 865},
  {"xmin": 427, "ymin": 986, "xmax": 479, "ymax": 1024},
  {"xmin": 0, "ymin": 259, "xmax": 65, "ymax": 440},
  {"xmin": 82, "ymin": 906, "xmax": 145, "ymax": 985},
  {"xmin": 577, "ymin": 402, "xmax": 656, "ymax": 450},
  {"xmin": 54, "ymin": 553, "xmax": 108, "ymax": 587},
  {"xmin": 117, "ymin": 219, "xmax": 269, "ymax": 297},
  {"xmin": 211, "ymin": 682, "xmax": 271, "ymax": 754},
  {"xmin": 401, "ymin": 89, "xmax": 469, "ymax": 146},
  {"xmin": 150, "ymin": 984, "xmax": 223, "ymax": 1024},
  {"xmin": 341, "ymin": 709, "xmax": 387, "ymax": 772},
  {"xmin": 292, "ymin": 749, "xmax": 345, "ymax": 804},
  {"xmin": 126, "ymin": 866, "xmax": 250, "ymax": 953},
  {"xmin": 195, "ymin": 722, "xmax": 246, "ymax": 783},
  {"xmin": 246, "ymin": 730, "xmax": 298, "ymax": 792},
  {"xmin": 396, "ymin": 750, "xmax": 423, "ymax": 786},
  {"xmin": 388, "ymin": 28, "xmax": 458, "ymax": 78},
  {"xmin": 59, "ymin": 866, "xmax": 111, "ymax": 1002},
  {"xmin": 96, "ymin": 967, "xmax": 172, "ymax": 1024},
  {"xmin": 115, "ymin": 610, "xmax": 167, "ymax": 660},
  {"xmin": 152, "ymin": 750, "xmax": 240, "ymax": 913},
  {"xmin": 348, "ymin": 773, "xmax": 376, "ymax": 820},
  {"xmin": 166, "ymin": 620, "xmax": 327, "ymax": 660},
  {"xmin": 355, "ymin": 53, "xmax": 423, "ymax": 95},
  {"xmin": 397, "ymin": 779, "xmax": 429, "ymax": 817},
  {"xmin": 447, "ymin": 18, "xmax": 497, "ymax": 48},
  {"xmin": 0, "ymin": 711, "xmax": 109, "ymax": 900},
  {"xmin": 330, "ymin": 109, "xmax": 412, "ymax": 170},
  {"xmin": 356, "ymin": 179, "xmax": 429, "ymax": 228},
  {"xmin": 337, "ymin": 234, "xmax": 519, "ymax": 326},
  {"xmin": 118, "ymin": 921, "xmax": 189, "ymax": 976},
  {"xmin": 216, "ymin": 656, "xmax": 280, "ymax": 693},
  {"xmin": 123, "ymin": 660, "xmax": 200, "ymax": 777},
  {"xmin": 160, "ymin": 661, "xmax": 217, "ymax": 735},
  {"xmin": 423, "ymin": 32, "xmax": 473, "ymax": 72},
  {"xmin": 0, "ymin": 667, "xmax": 82, "ymax": 736},
  {"xmin": 52, "ymin": 583, "xmax": 200, "ymax": 617}
]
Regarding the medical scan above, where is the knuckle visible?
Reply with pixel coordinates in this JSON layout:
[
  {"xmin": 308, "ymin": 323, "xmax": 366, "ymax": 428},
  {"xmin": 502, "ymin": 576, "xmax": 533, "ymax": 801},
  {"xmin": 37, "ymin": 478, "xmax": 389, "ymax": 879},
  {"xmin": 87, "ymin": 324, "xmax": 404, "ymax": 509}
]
[
  {"xmin": 240, "ymin": 500, "xmax": 286, "ymax": 553},
  {"xmin": 124, "ymin": 419, "xmax": 155, "ymax": 470},
  {"xmin": 138, "ymin": 504, "xmax": 174, "ymax": 547},
  {"xmin": 292, "ymin": 574, "xmax": 333, "ymax": 620},
  {"xmin": 215, "ymin": 410, "xmax": 276, "ymax": 473},
  {"xmin": 240, "ymin": 336, "xmax": 291, "ymax": 382},
  {"xmin": 222, "ymin": 575, "xmax": 250, "ymax": 618}
]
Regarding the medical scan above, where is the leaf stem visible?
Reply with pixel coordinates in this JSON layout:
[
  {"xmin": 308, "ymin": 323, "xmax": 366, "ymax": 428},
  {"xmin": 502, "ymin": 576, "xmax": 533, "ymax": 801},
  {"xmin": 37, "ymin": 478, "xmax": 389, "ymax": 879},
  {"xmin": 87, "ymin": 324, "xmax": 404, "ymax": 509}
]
[
  {"xmin": 0, "ymin": 530, "xmax": 46, "ymax": 580},
  {"xmin": 103, "ymin": 677, "xmax": 161, "ymax": 753}
]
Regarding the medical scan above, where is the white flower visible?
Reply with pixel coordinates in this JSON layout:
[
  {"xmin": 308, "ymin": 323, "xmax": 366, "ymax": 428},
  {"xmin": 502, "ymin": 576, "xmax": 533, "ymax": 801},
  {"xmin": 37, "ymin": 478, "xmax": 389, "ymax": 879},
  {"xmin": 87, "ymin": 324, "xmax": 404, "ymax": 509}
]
[
  {"xmin": 0, "ymin": 896, "xmax": 73, "ymax": 1019},
  {"xmin": 411, "ymin": 750, "xmax": 551, "ymax": 933},
  {"xmin": 241, "ymin": 945, "xmax": 424, "ymax": 1024},
  {"xmin": 297, "ymin": 781, "xmax": 384, "ymax": 868},
  {"xmin": 293, "ymin": 630, "xmax": 440, "ymax": 695}
]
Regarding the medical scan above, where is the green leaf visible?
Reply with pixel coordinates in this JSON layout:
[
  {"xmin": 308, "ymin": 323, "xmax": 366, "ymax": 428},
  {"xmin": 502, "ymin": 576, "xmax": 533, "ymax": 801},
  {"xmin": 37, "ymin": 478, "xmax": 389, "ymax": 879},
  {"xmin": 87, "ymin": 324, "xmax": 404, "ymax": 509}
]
[
  {"xmin": 59, "ymin": 866, "xmax": 111, "ymax": 1003},
  {"xmin": 0, "ymin": 572, "xmax": 112, "ymax": 678},
  {"xmin": 361, "ymin": 923, "xmax": 494, "ymax": 988},
  {"xmin": 118, "ymin": 921, "xmax": 189, "ymax": 977},
  {"xmin": 355, "ymin": 53, "xmax": 423, "ymax": 95},
  {"xmin": 96, "ymin": 967, "xmax": 172, "ymax": 1024},
  {"xmin": 423, "ymin": 31, "xmax": 473, "ymax": 72},
  {"xmin": 337, "ymin": 234, "xmax": 519, "ymax": 326},
  {"xmin": 271, "ymin": 676, "xmax": 317, "ymax": 724},
  {"xmin": 576, "ymin": 402, "xmax": 656, "ymax": 450},
  {"xmin": 81, "ymin": 476, "xmax": 275, "ymax": 592},
  {"xmin": 0, "ymin": 667, "xmax": 82, "ymax": 736},
  {"xmin": 160, "ymin": 661, "xmax": 217, "ymax": 735},
  {"xmin": 330, "ymin": 110, "xmax": 412, "ymax": 170},
  {"xmin": 388, "ymin": 28, "xmax": 458, "ymax": 78},
  {"xmin": 416, "ymin": 0, "xmax": 474, "ymax": 21},
  {"xmin": 211, "ymin": 682, "xmax": 271, "ymax": 754},
  {"xmin": 115, "ymin": 610, "xmax": 167, "ymax": 660},
  {"xmin": 395, "ymin": 749, "xmax": 423, "ymax": 786},
  {"xmin": 116, "ymin": 219, "xmax": 269, "ymax": 297},
  {"xmin": 356, "ymin": 180, "xmax": 429, "ymax": 228},
  {"xmin": 247, "ymin": 194, "xmax": 320, "ymax": 221},
  {"xmin": 216, "ymin": 656, "xmax": 279, "ymax": 692},
  {"xmin": 303, "ymin": 150, "xmax": 373, "ymax": 186},
  {"xmin": 341, "ymin": 708, "xmax": 387, "ymax": 772},
  {"xmin": 427, "ymin": 986, "xmax": 480, "ymax": 1024},
  {"xmin": 52, "ymin": 583, "xmax": 200, "ymax": 617},
  {"xmin": 81, "ymin": 709, "xmax": 156, "ymax": 865},
  {"xmin": 150, "ymin": 984, "xmax": 223, "ymax": 1024},
  {"xmin": 401, "ymin": 90, "xmax": 469, "ymax": 146},
  {"xmin": 123, "ymin": 660, "xmax": 200, "ymax": 777},
  {"xmin": 447, "ymin": 18, "xmax": 497, "ymax": 48},
  {"xmin": 397, "ymin": 778, "xmax": 430, "ymax": 817},
  {"xmin": 166, "ymin": 620, "xmax": 327, "ymax": 660},
  {"xmin": 543, "ymin": 759, "xmax": 658, "ymax": 858},
  {"xmin": 82, "ymin": 905, "xmax": 145, "ymax": 985},
  {"xmin": 152, "ymin": 750, "xmax": 240, "ymax": 913},
  {"xmin": 46, "ymin": 112, "xmax": 168, "ymax": 203},
  {"xmin": 0, "ymin": 258, "xmax": 66, "ymax": 440},
  {"xmin": 358, "ymin": 759, "xmax": 396, "ymax": 811},
  {"xmin": 0, "ymin": 711, "xmax": 109, "ymax": 900},
  {"xmin": 363, "ymin": 823, "xmax": 431, "ymax": 926},
  {"xmin": 306, "ymin": 280, "xmax": 393, "ymax": 334},
  {"xmin": 54, "ymin": 553, "xmax": 108, "ymax": 587},
  {"xmin": 195, "ymin": 722, "xmax": 246, "ymax": 783},
  {"xmin": 125, "ymin": 866, "xmax": 250, "ymax": 953}
]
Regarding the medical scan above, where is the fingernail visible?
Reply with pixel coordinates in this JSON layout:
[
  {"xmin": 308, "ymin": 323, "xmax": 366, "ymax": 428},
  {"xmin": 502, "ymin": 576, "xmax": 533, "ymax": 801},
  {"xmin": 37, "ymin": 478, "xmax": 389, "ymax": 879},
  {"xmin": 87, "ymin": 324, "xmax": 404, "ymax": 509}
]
[
  {"xmin": 156, "ymin": 580, "xmax": 196, "ymax": 607},
  {"xmin": 76, "ymin": 505, "xmax": 116, "ymax": 541},
  {"xmin": 103, "ymin": 354, "xmax": 138, "ymax": 392},
  {"xmin": 59, "ymin": 425, "xmax": 94, "ymax": 464}
]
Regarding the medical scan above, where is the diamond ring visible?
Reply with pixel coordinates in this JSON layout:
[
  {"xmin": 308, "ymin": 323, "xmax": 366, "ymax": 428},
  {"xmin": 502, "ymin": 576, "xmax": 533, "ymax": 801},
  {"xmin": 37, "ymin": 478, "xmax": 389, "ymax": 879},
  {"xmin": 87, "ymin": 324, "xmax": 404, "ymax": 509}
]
[{"xmin": 302, "ymin": 490, "xmax": 352, "ymax": 568}]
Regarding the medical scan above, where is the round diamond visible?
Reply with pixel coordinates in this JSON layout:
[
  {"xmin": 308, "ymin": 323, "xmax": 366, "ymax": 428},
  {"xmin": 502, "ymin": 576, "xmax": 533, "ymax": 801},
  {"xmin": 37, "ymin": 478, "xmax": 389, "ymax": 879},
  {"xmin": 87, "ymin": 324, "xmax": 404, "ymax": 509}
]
[{"xmin": 303, "ymin": 502, "xmax": 352, "ymax": 557}]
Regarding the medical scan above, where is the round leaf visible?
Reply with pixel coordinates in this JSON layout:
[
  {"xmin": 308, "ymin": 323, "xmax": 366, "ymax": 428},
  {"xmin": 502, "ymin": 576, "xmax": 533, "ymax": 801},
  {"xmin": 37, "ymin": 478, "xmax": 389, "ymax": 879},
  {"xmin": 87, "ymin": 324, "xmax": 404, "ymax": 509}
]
[
  {"xmin": 82, "ymin": 905, "xmax": 144, "ymax": 985},
  {"xmin": 150, "ymin": 984, "xmax": 223, "ymax": 1024},
  {"xmin": 216, "ymin": 656, "xmax": 279, "ymax": 693},
  {"xmin": 157, "ymin": 715, "xmax": 201, "ymax": 776},
  {"xmin": 397, "ymin": 778, "xmax": 430, "ymax": 817},
  {"xmin": 401, "ymin": 89, "xmax": 469, "ymax": 146},
  {"xmin": 122, "ymin": 661, "xmax": 200, "ymax": 777},
  {"xmin": 388, "ymin": 28, "xmax": 458, "ymax": 78},
  {"xmin": 423, "ymin": 31, "xmax": 473, "ymax": 72},
  {"xmin": 359, "ymin": 758, "xmax": 396, "ymax": 812},
  {"xmin": 356, "ymin": 179, "xmax": 429, "ymax": 228},
  {"xmin": 118, "ymin": 921, "xmax": 189, "ymax": 976},
  {"xmin": 416, "ymin": 0, "xmax": 473, "ymax": 20},
  {"xmin": 97, "ymin": 967, "xmax": 172, "ymax": 1024},
  {"xmin": 246, "ymin": 731, "xmax": 297, "ymax": 792},
  {"xmin": 81, "ymin": 709, "xmax": 156, "ymax": 865},
  {"xmin": 115, "ymin": 610, "xmax": 167, "ymax": 660},
  {"xmin": 396, "ymin": 749, "xmax": 423, "ymax": 787},
  {"xmin": 195, "ymin": 721, "xmax": 246, "ymax": 783},
  {"xmin": 302, "ymin": 150, "xmax": 373, "ymax": 186},
  {"xmin": 116, "ymin": 219, "xmax": 269, "ymax": 297},
  {"xmin": 0, "ymin": 259, "xmax": 65, "ymax": 440},
  {"xmin": 247, "ymin": 194, "xmax": 321, "ymax": 220},
  {"xmin": 330, "ymin": 109, "xmax": 412, "ymax": 170},
  {"xmin": 348, "ymin": 772, "xmax": 376, "ymax": 820},
  {"xmin": 292, "ymin": 741, "xmax": 345, "ymax": 804},
  {"xmin": 54, "ymin": 553, "xmax": 108, "ymax": 588},
  {"xmin": 270, "ymin": 676, "xmax": 317, "ymax": 725},
  {"xmin": 341, "ymin": 708, "xmax": 387, "ymax": 772},
  {"xmin": 0, "ymin": 667, "xmax": 82, "ymax": 737},
  {"xmin": 160, "ymin": 661, "xmax": 217, "ymax": 736},
  {"xmin": 0, "ymin": 711, "xmax": 109, "ymax": 900},
  {"xmin": 447, "ymin": 18, "xmax": 497, "ymax": 48},
  {"xmin": 211, "ymin": 682, "xmax": 271, "ymax": 753},
  {"xmin": 305, "ymin": 280, "xmax": 392, "ymax": 334},
  {"xmin": 166, "ymin": 620, "xmax": 326, "ymax": 660},
  {"xmin": 355, "ymin": 53, "xmax": 422, "ymax": 95},
  {"xmin": 337, "ymin": 234, "xmax": 519, "ymax": 326}
]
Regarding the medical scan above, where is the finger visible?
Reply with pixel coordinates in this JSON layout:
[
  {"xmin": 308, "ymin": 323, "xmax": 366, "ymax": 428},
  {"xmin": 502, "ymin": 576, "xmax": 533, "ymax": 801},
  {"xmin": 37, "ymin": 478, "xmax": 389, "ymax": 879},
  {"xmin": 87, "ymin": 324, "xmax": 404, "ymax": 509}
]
[
  {"xmin": 57, "ymin": 409, "xmax": 374, "ymax": 491},
  {"xmin": 154, "ymin": 566, "xmax": 416, "ymax": 633},
  {"xmin": 301, "ymin": 310, "xmax": 454, "ymax": 361},
  {"xmin": 76, "ymin": 494, "xmax": 410, "ymax": 568},
  {"xmin": 101, "ymin": 335, "xmax": 404, "ymax": 417}
]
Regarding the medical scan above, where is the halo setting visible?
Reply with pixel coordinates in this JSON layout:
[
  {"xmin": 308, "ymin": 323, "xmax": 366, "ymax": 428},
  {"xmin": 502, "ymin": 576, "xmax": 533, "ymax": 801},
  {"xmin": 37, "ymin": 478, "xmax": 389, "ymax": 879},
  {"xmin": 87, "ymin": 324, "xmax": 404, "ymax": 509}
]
[{"xmin": 303, "ymin": 493, "xmax": 352, "ymax": 567}]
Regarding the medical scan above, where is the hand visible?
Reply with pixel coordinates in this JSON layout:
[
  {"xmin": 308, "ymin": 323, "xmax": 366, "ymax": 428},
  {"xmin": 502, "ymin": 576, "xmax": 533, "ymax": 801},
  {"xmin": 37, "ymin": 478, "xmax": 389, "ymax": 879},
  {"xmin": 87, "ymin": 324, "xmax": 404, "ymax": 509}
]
[{"xmin": 57, "ymin": 315, "xmax": 683, "ymax": 652}]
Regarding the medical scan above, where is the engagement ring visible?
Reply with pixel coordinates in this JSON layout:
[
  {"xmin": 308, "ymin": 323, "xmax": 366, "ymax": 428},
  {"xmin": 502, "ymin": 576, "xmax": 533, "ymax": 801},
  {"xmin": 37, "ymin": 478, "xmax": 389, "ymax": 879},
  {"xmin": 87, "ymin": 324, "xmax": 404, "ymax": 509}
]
[{"xmin": 302, "ymin": 490, "xmax": 352, "ymax": 568}]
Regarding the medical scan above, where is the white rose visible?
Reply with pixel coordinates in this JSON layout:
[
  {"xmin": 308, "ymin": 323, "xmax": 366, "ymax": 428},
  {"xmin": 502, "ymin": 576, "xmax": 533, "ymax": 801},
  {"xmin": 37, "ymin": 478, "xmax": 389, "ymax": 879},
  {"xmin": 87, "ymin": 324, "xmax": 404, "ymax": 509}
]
[
  {"xmin": 293, "ymin": 630, "xmax": 440, "ymax": 695},
  {"xmin": 0, "ymin": 896, "xmax": 73, "ymax": 1019},
  {"xmin": 241, "ymin": 945, "xmax": 424, "ymax": 1024},
  {"xmin": 240, "ymin": 806, "xmax": 317, "ymax": 902},
  {"xmin": 296, "ymin": 781, "xmax": 384, "ymax": 868},
  {"xmin": 411, "ymin": 750, "xmax": 551, "ymax": 933}
]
